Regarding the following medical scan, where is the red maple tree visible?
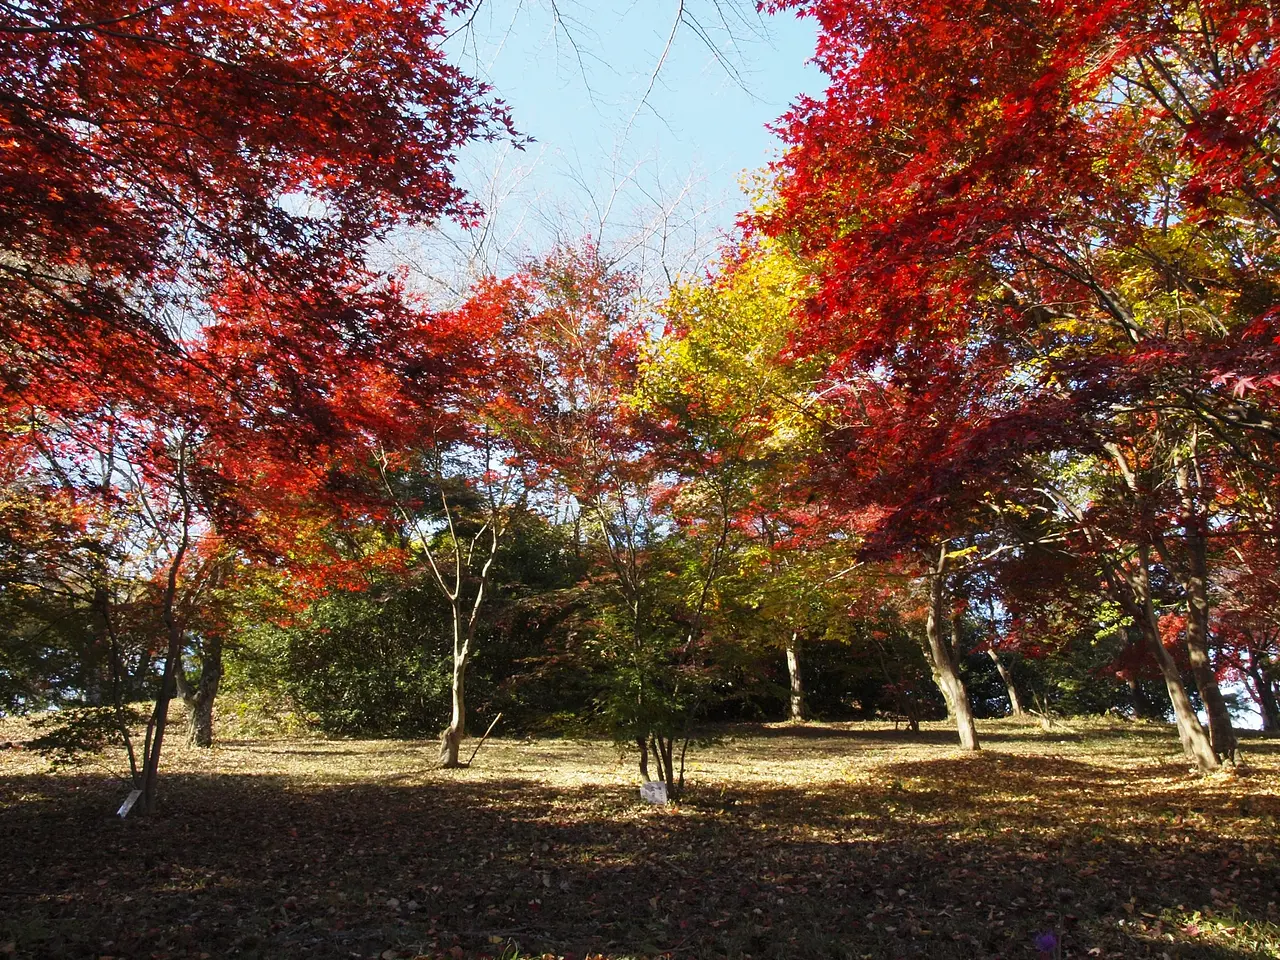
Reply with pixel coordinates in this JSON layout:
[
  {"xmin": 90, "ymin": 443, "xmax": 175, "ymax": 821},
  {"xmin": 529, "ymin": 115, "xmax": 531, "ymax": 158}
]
[{"xmin": 760, "ymin": 0, "xmax": 1280, "ymax": 768}]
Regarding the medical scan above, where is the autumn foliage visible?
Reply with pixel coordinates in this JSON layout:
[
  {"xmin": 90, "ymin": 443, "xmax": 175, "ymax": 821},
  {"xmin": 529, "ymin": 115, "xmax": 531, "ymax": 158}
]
[
  {"xmin": 4, "ymin": 0, "xmax": 1280, "ymax": 826},
  {"xmin": 750, "ymin": 0, "xmax": 1280, "ymax": 765}
]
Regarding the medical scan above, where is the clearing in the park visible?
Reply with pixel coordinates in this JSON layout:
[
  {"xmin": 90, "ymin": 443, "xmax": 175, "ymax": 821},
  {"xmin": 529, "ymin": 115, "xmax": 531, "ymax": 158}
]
[{"xmin": 2, "ymin": 718, "xmax": 1277, "ymax": 960}]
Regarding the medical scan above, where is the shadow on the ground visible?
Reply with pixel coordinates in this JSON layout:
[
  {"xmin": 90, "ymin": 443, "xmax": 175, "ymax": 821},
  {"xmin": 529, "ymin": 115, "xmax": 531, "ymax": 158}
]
[{"xmin": 2, "ymin": 749, "xmax": 1277, "ymax": 960}]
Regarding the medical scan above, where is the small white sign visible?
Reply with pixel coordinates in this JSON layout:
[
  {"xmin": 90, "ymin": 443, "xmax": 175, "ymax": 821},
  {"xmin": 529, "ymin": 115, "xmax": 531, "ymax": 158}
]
[
  {"xmin": 117, "ymin": 789, "xmax": 142, "ymax": 818},
  {"xmin": 639, "ymin": 780, "xmax": 668, "ymax": 804}
]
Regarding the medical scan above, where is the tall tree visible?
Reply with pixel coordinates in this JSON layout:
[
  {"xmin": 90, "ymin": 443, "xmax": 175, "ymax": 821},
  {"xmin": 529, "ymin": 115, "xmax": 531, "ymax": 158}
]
[
  {"xmin": 655, "ymin": 233, "xmax": 832, "ymax": 721},
  {"xmin": 2, "ymin": 0, "xmax": 514, "ymax": 810},
  {"xmin": 489, "ymin": 244, "xmax": 739, "ymax": 794},
  {"xmin": 762, "ymin": 0, "xmax": 1280, "ymax": 769}
]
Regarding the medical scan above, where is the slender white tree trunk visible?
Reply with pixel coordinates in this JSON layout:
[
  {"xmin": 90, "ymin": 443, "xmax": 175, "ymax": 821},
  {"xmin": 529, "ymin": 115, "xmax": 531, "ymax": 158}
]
[
  {"xmin": 439, "ymin": 610, "xmax": 468, "ymax": 768},
  {"xmin": 786, "ymin": 632, "xmax": 805, "ymax": 721},
  {"xmin": 438, "ymin": 655, "xmax": 466, "ymax": 767}
]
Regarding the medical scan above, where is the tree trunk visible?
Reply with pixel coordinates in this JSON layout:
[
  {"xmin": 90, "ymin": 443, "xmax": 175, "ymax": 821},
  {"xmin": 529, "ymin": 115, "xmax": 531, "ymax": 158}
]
[
  {"xmin": 1247, "ymin": 657, "xmax": 1280, "ymax": 732},
  {"xmin": 141, "ymin": 585, "xmax": 184, "ymax": 814},
  {"xmin": 438, "ymin": 650, "xmax": 466, "ymax": 768},
  {"xmin": 1177, "ymin": 462, "xmax": 1237, "ymax": 762},
  {"xmin": 930, "ymin": 660, "xmax": 958, "ymax": 719},
  {"xmin": 659, "ymin": 736, "xmax": 675, "ymax": 797},
  {"xmin": 645, "ymin": 735, "xmax": 680, "ymax": 799},
  {"xmin": 1128, "ymin": 675, "xmax": 1162, "ymax": 720},
  {"xmin": 1141, "ymin": 617, "xmax": 1218, "ymax": 771},
  {"xmin": 1257, "ymin": 677, "xmax": 1280, "ymax": 732},
  {"xmin": 924, "ymin": 547, "xmax": 979, "ymax": 751},
  {"xmin": 1262, "ymin": 681, "xmax": 1280, "ymax": 733},
  {"xmin": 950, "ymin": 608, "xmax": 965, "ymax": 663},
  {"xmin": 987, "ymin": 648, "xmax": 1026, "ymax": 716},
  {"xmin": 140, "ymin": 458, "xmax": 192, "ymax": 815},
  {"xmin": 786, "ymin": 633, "xmax": 805, "ymax": 722},
  {"xmin": 929, "ymin": 607, "xmax": 959, "ymax": 720},
  {"xmin": 141, "ymin": 650, "xmax": 178, "ymax": 814},
  {"xmin": 97, "ymin": 587, "xmax": 139, "ymax": 784},
  {"xmin": 185, "ymin": 634, "xmax": 223, "ymax": 748},
  {"xmin": 1183, "ymin": 605, "xmax": 1237, "ymax": 762},
  {"xmin": 1125, "ymin": 549, "xmax": 1218, "ymax": 772}
]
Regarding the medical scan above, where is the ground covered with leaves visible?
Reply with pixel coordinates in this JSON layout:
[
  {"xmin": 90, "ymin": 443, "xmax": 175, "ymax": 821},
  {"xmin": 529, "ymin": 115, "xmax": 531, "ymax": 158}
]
[{"xmin": 2, "ymin": 718, "xmax": 1278, "ymax": 960}]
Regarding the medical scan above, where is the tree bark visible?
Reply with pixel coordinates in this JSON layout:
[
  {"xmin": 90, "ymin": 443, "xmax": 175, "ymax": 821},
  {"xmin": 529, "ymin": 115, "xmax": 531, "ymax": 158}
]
[
  {"xmin": 987, "ymin": 648, "xmax": 1026, "ymax": 716},
  {"xmin": 1260, "ymin": 678, "xmax": 1280, "ymax": 733},
  {"xmin": 642, "ymin": 734, "xmax": 680, "ymax": 799},
  {"xmin": 659, "ymin": 736, "xmax": 675, "ymax": 796},
  {"xmin": 950, "ymin": 608, "xmax": 965, "ymax": 664},
  {"xmin": 930, "ymin": 661, "xmax": 958, "ymax": 719},
  {"xmin": 1141, "ymin": 617, "xmax": 1218, "ymax": 771},
  {"xmin": 183, "ymin": 634, "xmax": 223, "ymax": 748},
  {"xmin": 1091, "ymin": 443, "xmax": 1216, "ymax": 770},
  {"xmin": 141, "ymin": 637, "xmax": 180, "ymax": 814},
  {"xmin": 1128, "ymin": 675, "xmax": 1163, "ymax": 720},
  {"xmin": 924, "ymin": 546, "xmax": 979, "ymax": 751},
  {"xmin": 384, "ymin": 449, "xmax": 502, "ymax": 772},
  {"xmin": 1246, "ymin": 654, "xmax": 1280, "ymax": 732},
  {"xmin": 786, "ymin": 633, "xmax": 805, "ymax": 722},
  {"xmin": 1182, "ymin": 588, "xmax": 1237, "ymax": 762},
  {"xmin": 438, "ymin": 647, "xmax": 467, "ymax": 768},
  {"xmin": 1120, "ymin": 548, "xmax": 1218, "ymax": 772},
  {"xmin": 140, "ymin": 447, "xmax": 192, "ymax": 815},
  {"xmin": 1176, "ymin": 463, "xmax": 1237, "ymax": 762}
]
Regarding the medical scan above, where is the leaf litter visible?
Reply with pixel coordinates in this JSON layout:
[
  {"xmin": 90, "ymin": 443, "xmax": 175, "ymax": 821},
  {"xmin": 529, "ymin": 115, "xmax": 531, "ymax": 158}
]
[{"xmin": 1, "ymin": 717, "xmax": 1277, "ymax": 959}]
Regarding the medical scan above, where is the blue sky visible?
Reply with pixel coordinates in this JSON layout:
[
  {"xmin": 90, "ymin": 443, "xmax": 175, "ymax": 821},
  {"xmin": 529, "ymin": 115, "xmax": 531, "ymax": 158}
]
[
  {"xmin": 451, "ymin": 2, "xmax": 821, "ymax": 207},
  {"xmin": 387, "ymin": 2, "xmax": 823, "ymax": 300}
]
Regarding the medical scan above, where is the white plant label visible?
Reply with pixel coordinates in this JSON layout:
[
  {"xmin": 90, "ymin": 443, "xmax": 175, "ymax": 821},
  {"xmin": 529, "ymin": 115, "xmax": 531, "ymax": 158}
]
[
  {"xmin": 116, "ymin": 789, "xmax": 142, "ymax": 818},
  {"xmin": 639, "ymin": 780, "xmax": 668, "ymax": 804}
]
